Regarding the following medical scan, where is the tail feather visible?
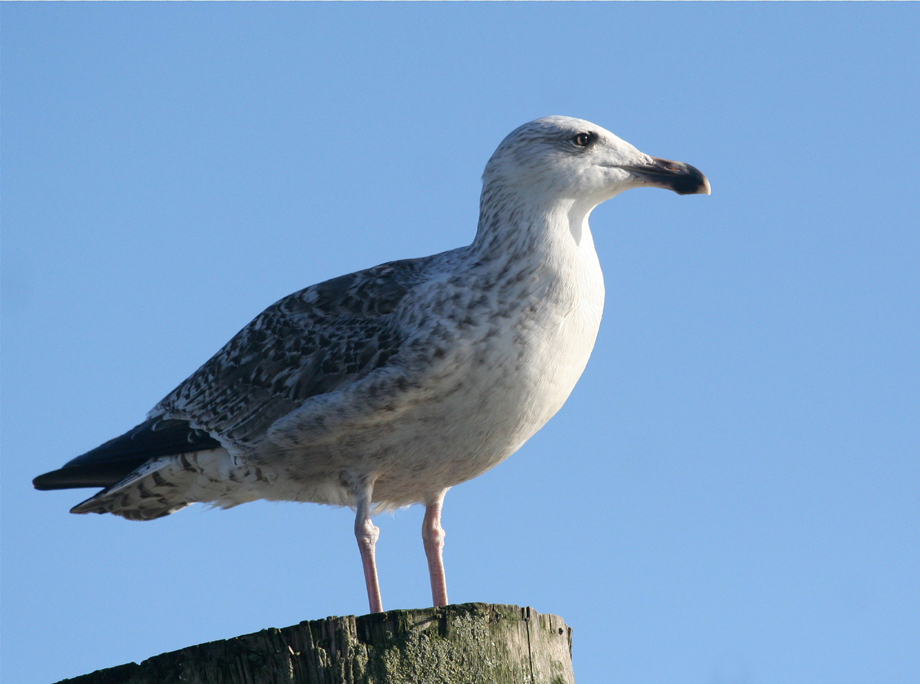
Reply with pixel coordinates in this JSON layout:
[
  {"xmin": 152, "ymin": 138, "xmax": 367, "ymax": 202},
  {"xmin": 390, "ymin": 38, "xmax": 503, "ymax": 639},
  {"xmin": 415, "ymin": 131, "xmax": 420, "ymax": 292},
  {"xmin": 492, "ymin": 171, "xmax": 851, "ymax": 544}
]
[
  {"xmin": 71, "ymin": 457, "xmax": 192, "ymax": 520},
  {"xmin": 70, "ymin": 448, "xmax": 234, "ymax": 520},
  {"xmin": 70, "ymin": 448, "xmax": 254, "ymax": 521}
]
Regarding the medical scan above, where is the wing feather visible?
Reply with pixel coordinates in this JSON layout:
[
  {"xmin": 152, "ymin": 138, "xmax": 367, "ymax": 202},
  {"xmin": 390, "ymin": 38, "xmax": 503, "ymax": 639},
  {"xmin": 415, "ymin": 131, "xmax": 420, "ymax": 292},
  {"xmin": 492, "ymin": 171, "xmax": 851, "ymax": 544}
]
[
  {"xmin": 32, "ymin": 418, "xmax": 220, "ymax": 490},
  {"xmin": 151, "ymin": 256, "xmax": 432, "ymax": 446}
]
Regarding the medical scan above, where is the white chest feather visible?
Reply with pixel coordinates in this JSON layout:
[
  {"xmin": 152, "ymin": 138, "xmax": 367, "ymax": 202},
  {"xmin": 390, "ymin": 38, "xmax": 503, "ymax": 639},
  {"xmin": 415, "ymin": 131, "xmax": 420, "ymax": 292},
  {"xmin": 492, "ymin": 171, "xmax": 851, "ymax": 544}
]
[
  {"xmin": 468, "ymin": 223, "xmax": 605, "ymax": 450},
  {"xmin": 373, "ymin": 218, "xmax": 606, "ymax": 492}
]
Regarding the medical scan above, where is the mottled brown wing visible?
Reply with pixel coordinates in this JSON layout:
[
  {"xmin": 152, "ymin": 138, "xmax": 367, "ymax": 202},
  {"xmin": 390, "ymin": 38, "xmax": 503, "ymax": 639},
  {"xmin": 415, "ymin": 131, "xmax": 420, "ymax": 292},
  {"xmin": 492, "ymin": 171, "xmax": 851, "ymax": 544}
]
[{"xmin": 151, "ymin": 257, "xmax": 431, "ymax": 446}]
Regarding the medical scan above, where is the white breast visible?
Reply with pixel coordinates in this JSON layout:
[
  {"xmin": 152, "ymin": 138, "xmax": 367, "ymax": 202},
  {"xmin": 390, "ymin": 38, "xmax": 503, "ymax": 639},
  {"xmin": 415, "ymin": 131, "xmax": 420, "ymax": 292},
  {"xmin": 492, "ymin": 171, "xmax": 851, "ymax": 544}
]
[{"xmin": 364, "ymin": 220, "xmax": 606, "ymax": 500}]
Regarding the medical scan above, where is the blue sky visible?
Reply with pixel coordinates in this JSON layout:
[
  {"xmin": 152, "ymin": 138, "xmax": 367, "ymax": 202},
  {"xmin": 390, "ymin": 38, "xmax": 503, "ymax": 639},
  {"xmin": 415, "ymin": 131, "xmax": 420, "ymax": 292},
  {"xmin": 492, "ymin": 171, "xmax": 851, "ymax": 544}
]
[{"xmin": 2, "ymin": 4, "xmax": 918, "ymax": 684}]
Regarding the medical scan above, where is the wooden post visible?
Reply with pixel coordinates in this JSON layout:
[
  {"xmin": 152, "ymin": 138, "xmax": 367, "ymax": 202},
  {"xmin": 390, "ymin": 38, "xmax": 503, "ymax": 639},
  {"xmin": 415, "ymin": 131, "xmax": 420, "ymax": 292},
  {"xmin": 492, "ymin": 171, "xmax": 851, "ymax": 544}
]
[{"xmin": 57, "ymin": 603, "xmax": 576, "ymax": 684}]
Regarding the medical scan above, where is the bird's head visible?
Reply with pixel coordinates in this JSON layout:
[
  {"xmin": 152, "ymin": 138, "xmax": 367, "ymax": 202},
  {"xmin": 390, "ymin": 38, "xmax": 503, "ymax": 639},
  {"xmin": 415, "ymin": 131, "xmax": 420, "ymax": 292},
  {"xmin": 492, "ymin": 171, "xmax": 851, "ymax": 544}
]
[{"xmin": 482, "ymin": 116, "xmax": 711, "ymax": 208}]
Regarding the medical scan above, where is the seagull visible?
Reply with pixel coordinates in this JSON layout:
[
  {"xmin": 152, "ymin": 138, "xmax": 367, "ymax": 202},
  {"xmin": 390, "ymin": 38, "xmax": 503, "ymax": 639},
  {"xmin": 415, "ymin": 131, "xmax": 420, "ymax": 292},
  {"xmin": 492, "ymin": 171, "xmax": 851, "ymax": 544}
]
[{"xmin": 34, "ymin": 116, "xmax": 709, "ymax": 613}]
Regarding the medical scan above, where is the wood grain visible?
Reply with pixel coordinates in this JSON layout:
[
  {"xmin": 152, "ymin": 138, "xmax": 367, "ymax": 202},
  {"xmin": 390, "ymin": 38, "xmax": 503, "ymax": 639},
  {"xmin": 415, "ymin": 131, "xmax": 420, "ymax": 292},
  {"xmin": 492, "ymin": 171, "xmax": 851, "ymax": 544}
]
[{"xmin": 57, "ymin": 603, "xmax": 575, "ymax": 684}]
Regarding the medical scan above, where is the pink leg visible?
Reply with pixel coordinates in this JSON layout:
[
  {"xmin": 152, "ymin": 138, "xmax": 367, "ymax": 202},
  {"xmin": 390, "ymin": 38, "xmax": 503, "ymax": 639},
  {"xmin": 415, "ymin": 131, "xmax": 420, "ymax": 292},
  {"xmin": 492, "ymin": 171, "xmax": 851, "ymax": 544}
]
[
  {"xmin": 423, "ymin": 489, "xmax": 449, "ymax": 607},
  {"xmin": 355, "ymin": 491, "xmax": 384, "ymax": 614}
]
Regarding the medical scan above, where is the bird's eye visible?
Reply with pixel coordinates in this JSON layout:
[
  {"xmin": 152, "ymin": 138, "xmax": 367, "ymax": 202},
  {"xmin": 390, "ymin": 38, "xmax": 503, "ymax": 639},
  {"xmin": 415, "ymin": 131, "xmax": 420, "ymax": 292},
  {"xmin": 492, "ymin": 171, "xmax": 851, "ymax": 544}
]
[{"xmin": 573, "ymin": 132, "xmax": 592, "ymax": 147}]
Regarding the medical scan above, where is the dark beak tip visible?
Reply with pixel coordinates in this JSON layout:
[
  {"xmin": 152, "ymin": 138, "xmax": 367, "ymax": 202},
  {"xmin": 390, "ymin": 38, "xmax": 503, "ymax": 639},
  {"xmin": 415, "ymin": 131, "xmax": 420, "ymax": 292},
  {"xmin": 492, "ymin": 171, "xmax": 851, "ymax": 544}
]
[
  {"xmin": 682, "ymin": 174, "xmax": 711, "ymax": 196},
  {"xmin": 676, "ymin": 162, "xmax": 711, "ymax": 196}
]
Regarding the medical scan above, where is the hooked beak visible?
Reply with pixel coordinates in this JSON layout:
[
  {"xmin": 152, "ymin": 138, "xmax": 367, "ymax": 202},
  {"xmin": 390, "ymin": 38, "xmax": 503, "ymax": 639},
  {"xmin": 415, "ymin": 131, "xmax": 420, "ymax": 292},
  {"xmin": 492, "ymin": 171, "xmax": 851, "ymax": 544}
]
[{"xmin": 620, "ymin": 157, "xmax": 711, "ymax": 196}]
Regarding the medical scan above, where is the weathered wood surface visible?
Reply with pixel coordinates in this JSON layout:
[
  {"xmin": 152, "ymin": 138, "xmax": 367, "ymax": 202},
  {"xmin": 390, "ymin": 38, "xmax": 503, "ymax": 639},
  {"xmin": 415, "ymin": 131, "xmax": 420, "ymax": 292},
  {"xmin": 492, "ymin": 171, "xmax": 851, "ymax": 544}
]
[{"xmin": 57, "ymin": 603, "xmax": 575, "ymax": 684}]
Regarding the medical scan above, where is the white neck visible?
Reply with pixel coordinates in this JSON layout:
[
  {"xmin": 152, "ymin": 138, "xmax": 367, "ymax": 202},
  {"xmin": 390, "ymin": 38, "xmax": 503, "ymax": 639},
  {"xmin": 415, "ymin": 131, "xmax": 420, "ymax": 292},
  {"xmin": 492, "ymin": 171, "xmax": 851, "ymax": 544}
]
[{"xmin": 471, "ymin": 179, "xmax": 601, "ymax": 267}]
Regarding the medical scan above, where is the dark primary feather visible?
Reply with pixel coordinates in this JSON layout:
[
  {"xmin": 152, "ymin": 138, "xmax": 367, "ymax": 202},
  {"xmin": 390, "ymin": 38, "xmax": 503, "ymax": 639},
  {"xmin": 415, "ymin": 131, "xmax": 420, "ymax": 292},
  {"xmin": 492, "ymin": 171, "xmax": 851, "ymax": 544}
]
[
  {"xmin": 150, "ymin": 256, "xmax": 431, "ymax": 445},
  {"xmin": 32, "ymin": 418, "xmax": 220, "ymax": 490}
]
